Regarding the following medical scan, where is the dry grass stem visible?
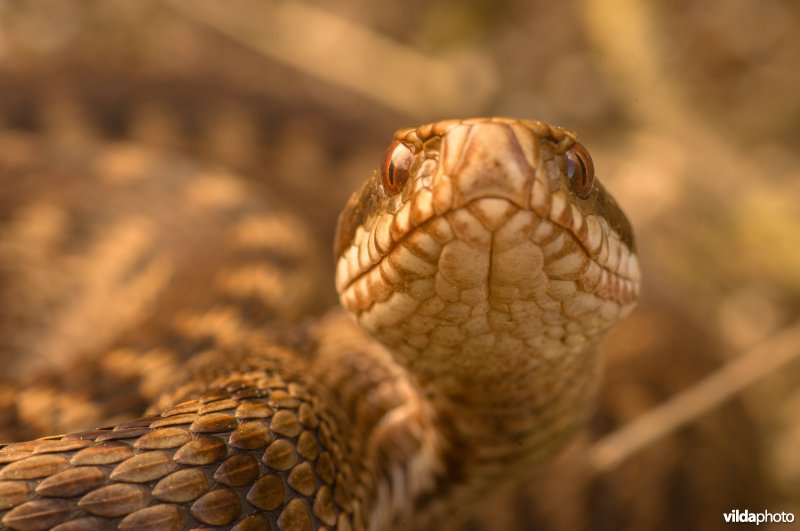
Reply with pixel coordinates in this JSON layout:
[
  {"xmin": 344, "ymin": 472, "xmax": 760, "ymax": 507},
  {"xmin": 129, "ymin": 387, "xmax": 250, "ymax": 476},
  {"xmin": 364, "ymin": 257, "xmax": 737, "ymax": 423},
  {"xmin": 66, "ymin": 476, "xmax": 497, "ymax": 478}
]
[
  {"xmin": 164, "ymin": 0, "xmax": 496, "ymax": 118},
  {"xmin": 588, "ymin": 319, "xmax": 800, "ymax": 473}
]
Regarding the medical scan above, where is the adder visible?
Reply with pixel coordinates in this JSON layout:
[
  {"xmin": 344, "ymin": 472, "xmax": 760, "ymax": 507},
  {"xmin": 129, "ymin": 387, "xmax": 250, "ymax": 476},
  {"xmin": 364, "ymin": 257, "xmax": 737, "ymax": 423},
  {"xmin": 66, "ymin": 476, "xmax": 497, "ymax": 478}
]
[{"xmin": 0, "ymin": 117, "xmax": 639, "ymax": 530}]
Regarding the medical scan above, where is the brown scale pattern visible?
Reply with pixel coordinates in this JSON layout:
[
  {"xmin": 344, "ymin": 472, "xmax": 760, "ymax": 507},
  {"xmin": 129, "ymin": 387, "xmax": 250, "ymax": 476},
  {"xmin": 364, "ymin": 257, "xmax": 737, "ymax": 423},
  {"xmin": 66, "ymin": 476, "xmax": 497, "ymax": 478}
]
[
  {"xmin": 0, "ymin": 367, "xmax": 363, "ymax": 531},
  {"xmin": 0, "ymin": 130, "xmax": 324, "ymax": 442},
  {"xmin": 0, "ymin": 126, "xmax": 389, "ymax": 529}
]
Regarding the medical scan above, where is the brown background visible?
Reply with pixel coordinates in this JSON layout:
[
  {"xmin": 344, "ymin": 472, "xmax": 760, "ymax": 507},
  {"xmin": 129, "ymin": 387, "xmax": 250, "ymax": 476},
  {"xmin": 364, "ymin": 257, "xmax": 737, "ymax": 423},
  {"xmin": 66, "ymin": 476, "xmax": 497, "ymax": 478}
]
[{"xmin": 1, "ymin": 1, "xmax": 798, "ymax": 529}]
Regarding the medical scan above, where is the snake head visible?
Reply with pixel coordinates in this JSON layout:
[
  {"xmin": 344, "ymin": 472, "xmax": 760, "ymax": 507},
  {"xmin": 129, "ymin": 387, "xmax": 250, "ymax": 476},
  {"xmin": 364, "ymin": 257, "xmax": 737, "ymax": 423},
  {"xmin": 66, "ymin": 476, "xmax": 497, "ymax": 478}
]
[{"xmin": 334, "ymin": 118, "xmax": 640, "ymax": 404}]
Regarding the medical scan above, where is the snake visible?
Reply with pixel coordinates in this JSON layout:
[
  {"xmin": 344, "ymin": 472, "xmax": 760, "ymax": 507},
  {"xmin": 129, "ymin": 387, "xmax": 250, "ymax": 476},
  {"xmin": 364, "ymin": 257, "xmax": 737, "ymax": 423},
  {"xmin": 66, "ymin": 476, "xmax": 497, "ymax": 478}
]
[{"xmin": 0, "ymin": 117, "xmax": 639, "ymax": 530}]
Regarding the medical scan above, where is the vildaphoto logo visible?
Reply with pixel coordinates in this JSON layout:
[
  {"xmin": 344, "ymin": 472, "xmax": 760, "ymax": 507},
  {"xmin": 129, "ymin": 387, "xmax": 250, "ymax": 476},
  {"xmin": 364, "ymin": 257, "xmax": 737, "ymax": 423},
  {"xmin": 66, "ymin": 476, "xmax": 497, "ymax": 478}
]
[{"xmin": 723, "ymin": 509, "xmax": 795, "ymax": 525}]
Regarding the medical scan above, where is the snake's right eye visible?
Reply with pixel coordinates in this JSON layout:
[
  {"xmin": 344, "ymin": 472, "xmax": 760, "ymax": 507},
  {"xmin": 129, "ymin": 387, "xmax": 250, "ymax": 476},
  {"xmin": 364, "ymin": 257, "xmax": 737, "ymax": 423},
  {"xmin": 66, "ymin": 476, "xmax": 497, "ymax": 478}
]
[{"xmin": 381, "ymin": 140, "xmax": 414, "ymax": 195}]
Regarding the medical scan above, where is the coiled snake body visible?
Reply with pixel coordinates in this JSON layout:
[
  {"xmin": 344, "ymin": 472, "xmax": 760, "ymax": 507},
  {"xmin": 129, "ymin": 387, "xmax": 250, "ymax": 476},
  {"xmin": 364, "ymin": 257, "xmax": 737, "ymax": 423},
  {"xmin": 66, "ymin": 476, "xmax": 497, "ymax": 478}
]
[{"xmin": 0, "ymin": 118, "xmax": 639, "ymax": 530}]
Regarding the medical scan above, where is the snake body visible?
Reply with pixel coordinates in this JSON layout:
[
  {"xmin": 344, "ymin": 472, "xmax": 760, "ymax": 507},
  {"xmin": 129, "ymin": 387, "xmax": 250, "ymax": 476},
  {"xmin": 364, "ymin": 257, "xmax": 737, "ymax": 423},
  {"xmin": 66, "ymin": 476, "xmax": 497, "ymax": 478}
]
[{"xmin": 0, "ymin": 118, "xmax": 639, "ymax": 530}]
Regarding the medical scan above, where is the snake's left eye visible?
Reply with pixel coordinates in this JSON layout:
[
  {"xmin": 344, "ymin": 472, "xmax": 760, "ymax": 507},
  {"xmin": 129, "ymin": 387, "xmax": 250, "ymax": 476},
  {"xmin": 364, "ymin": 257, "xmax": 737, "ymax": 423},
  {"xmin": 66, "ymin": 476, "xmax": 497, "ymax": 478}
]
[
  {"xmin": 381, "ymin": 140, "xmax": 414, "ymax": 196},
  {"xmin": 564, "ymin": 143, "xmax": 595, "ymax": 199}
]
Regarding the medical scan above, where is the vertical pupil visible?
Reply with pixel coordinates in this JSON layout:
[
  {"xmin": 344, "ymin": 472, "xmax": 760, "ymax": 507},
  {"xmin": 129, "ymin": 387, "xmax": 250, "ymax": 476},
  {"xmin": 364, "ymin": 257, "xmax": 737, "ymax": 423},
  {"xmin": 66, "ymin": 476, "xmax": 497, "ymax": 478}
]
[
  {"xmin": 388, "ymin": 162, "xmax": 396, "ymax": 184},
  {"xmin": 577, "ymin": 157, "xmax": 587, "ymax": 185}
]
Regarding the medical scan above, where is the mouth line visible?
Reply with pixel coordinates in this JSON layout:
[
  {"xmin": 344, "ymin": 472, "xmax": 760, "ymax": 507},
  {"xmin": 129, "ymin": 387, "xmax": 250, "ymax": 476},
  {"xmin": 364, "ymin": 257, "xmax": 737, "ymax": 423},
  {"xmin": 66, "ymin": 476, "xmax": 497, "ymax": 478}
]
[{"xmin": 338, "ymin": 195, "xmax": 634, "ymax": 297}]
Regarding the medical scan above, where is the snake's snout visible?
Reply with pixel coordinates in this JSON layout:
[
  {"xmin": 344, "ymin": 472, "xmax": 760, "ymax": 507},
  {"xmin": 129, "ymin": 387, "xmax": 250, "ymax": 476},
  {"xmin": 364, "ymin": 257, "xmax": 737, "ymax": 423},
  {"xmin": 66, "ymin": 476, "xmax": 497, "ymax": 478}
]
[{"xmin": 439, "ymin": 122, "xmax": 537, "ymax": 211}]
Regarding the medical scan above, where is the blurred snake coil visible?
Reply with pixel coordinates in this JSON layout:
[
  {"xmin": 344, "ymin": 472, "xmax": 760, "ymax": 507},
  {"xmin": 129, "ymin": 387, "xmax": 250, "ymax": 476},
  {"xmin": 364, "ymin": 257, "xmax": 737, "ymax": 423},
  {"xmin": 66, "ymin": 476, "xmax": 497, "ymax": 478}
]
[{"xmin": 0, "ymin": 117, "xmax": 639, "ymax": 530}]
